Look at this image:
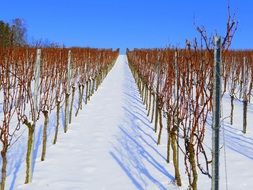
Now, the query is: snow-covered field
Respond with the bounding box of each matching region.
[1,55,253,190]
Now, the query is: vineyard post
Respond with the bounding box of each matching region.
[154,56,160,133]
[243,57,248,133]
[64,50,72,133]
[212,36,222,190]
[230,58,236,125]
[174,50,180,170]
[67,50,72,97]
[239,59,244,99]
[34,49,41,116]
[25,48,41,184]
[32,48,41,179]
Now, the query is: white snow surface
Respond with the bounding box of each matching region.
[2,55,253,190]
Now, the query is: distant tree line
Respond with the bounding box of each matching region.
[0,18,62,48]
[0,18,27,47]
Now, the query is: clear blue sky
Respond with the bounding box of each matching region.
[1,0,252,52]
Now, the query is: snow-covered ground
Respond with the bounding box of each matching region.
[2,55,253,190]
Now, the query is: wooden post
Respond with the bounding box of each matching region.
[230,58,236,125]
[243,57,248,133]
[34,49,41,117]
[64,50,72,133]
[67,50,72,91]
[212,36,222,190]
[174,50,180,171]
[25,49,41,184]
[154,56,160,133]
[31,49,41,178]
[239,59,244,99]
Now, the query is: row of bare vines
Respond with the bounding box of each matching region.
[0,47,119,190]
[127,47,253,189]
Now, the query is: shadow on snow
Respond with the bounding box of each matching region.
[110,60,174,190]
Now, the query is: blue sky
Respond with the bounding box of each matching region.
[1,0,252,51]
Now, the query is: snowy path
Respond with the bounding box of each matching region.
[13,55,176,190]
